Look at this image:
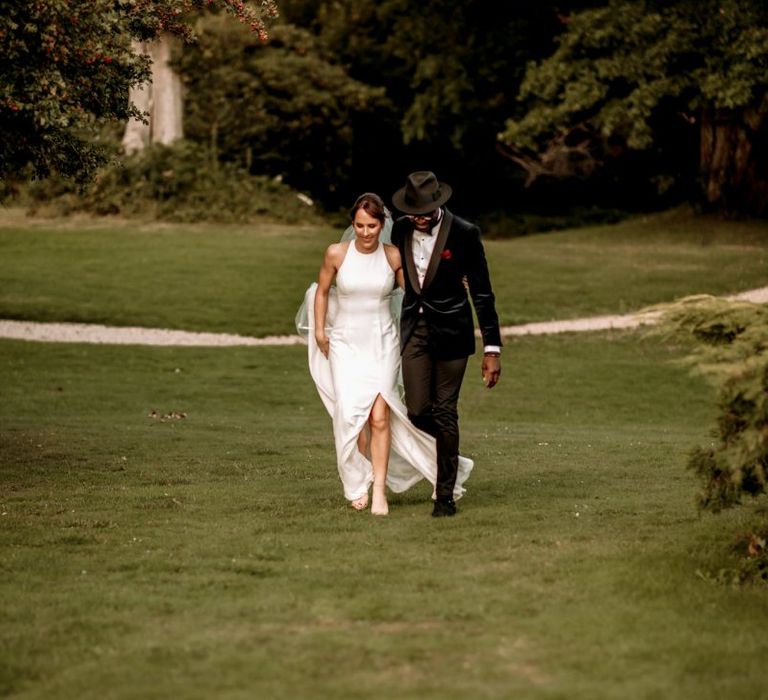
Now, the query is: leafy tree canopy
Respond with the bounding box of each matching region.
[0,0,278,183]
[177,17,386,202]
[285,0,587,210]
[499,0,768,209]
[312,0,566,146]
[503,0,768,148]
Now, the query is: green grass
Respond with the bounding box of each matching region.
[2,334,767,699]
[2,208,767,697]
[0,210,333,337]
[487,208,768,324]
[1,206,766,335]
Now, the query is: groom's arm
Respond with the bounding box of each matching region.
[464,224,502,349]
[464,224,502,388]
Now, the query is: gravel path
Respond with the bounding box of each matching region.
[0,321,304,347]
[1,286,766,347]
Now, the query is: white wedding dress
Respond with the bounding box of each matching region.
[303,239,473,502]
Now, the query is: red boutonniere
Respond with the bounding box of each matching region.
[441,249,453,260]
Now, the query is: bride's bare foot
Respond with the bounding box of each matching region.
[350,493,369,511]
[371,486,388,516]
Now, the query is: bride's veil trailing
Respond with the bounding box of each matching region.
[294,215,403,338]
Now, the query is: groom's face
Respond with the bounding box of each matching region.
[409,209,439,233]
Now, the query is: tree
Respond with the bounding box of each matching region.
[499,0,768,215]
[177,18,387,203]
[122,34,185,154]
[0,0,277,183]
[297,0,585,211]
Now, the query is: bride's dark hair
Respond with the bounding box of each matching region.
[350,192,388,224]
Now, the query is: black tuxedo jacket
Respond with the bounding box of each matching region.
[391,209,502,360]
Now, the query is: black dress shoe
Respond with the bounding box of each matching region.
[432,498,457,517]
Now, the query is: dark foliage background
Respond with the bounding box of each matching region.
[189,0,716,221]
[3,0,767,224]
[237,0,620,219]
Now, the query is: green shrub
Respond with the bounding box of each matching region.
[653,297,768,582]
[24,141,323,224]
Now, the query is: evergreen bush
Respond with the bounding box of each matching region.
[653,296,768,582]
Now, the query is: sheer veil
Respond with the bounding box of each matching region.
[294,215,403,338]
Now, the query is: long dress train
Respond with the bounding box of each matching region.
[304,240,472,501]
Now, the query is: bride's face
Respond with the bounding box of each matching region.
[353,208,383,252]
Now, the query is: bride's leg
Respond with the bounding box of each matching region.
[357,424,371,459]
[369,394,390,515]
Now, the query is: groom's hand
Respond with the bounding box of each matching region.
[482,354,501,388]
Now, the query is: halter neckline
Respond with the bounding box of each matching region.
[353,240,380,255]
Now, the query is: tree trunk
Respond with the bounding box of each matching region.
[122,34,184,155]
[122,41,152,155]
[699,96,768,216]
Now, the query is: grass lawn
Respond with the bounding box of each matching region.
[0,207,766,335]
[1,209,767,698]
[2,334,767,699]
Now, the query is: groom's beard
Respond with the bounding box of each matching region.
[414,214,439,233]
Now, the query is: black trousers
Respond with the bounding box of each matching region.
[401,316,468,500]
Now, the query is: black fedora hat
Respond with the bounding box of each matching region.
[392,171,452,214]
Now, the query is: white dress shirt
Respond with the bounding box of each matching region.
[411,209,443,288]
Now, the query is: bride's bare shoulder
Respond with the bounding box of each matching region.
[325,240,350,264]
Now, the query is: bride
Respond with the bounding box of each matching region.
[299,193,472,515]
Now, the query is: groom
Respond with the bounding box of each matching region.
[391,171,502,517]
